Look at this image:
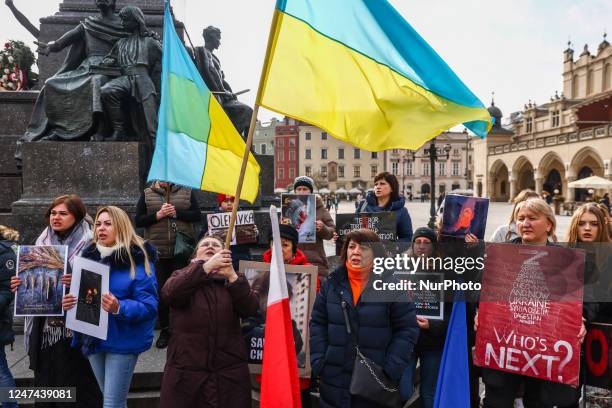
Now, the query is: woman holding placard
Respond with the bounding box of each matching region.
[159,235,259,408]
[63,206,158,408]
[476,198,587,408]
[10,194,101,408]
[356,172,413,242]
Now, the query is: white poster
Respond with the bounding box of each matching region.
[66,256,110,340]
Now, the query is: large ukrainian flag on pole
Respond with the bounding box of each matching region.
[148,1,260,202]
[257,0,492,151]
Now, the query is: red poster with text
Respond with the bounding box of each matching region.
[474,243,585,386]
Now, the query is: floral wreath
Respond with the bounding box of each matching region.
[0,40,36,91]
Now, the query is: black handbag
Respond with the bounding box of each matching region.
[341,300,401,408]
[172,221,195,264]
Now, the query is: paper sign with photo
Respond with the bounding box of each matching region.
[281,194,316,243]
[239,260,318,377]
[15,245,67,317]
[441,195,489,239]
[66,256,110,340]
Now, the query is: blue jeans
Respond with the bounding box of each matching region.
[400,350,443,408]
[88,352,138,408]
[0,347,17,408]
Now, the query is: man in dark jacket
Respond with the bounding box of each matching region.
[0,226,17,404]
[293,176,335,278]
[135,181,201,349]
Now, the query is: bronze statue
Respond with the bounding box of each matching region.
[100,5,161,147]
[194,26,253,139]
[16,0,128,162]
[4,0,40,39]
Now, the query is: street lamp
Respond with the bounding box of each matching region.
[410,139,451,229]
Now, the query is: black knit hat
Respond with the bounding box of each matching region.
[412,227,437,244]
[269,224,299,253]
[293,176,315,193]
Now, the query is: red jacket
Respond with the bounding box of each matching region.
[261,248,319,390]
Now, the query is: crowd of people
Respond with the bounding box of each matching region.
[0,172,610,408]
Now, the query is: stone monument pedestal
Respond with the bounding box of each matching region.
[12,141,148,242]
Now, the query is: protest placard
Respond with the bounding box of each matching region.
[474,243,585,386]
[15,245,67,317]
[66,256,110,340]
[585,322,612,389]
[335,212,397,255]
[398,272,444,320]
[281,194,316,243]
[441,195,489,239]
[239,261,318,377]
[207,210,257,245]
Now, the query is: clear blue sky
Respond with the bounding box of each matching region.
[1,0,610,124]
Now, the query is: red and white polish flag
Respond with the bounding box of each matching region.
[260,205,302,408]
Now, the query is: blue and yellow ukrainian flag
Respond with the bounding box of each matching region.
[257,0,492,151]
[148,1,260,202]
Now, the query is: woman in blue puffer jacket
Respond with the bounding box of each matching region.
[64,206,158,408]
[356,172,413,242]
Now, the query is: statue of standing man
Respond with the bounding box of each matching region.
[194,26,253,139]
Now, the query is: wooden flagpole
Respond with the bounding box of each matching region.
[224,7,281,249]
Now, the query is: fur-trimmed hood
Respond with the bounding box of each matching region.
[81,241,158,269]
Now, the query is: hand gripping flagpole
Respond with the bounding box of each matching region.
[224,6,281,249]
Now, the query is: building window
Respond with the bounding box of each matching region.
[278,138,284,147]
[371,152,378,159]
[452,162,460,176]
[371,165,378,177]
[305,132,311,140]
[354,148,361,159]
[406,161,413,176]
[423,162,430,176]
[320,165,327,177]
[392,149,399,154]
[305,149,311,160]
[439,162,445,176]
[526,117,533,133]
[305,166,312,177]
[338,165,344,178]
[289,138,296,146]
[453,148,459,156]
[338,148,344,159]
[289,167,295,179]
[321,148,328,159]
[321,132,328,140]
[289,150,296,161]
[277,167,284,179]
[439,184,446,194]
[261,144,267,155]
[277,150,284,161]
[552,110,560,128]
[392,162,399,175]
[353,165,361,178]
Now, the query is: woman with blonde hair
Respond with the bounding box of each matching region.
[63,206,158,408]
[489,189,540,242]
[478,198,586,407]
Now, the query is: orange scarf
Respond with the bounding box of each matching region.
[346,261,372,305]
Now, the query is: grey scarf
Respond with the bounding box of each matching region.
[24,219,93,352]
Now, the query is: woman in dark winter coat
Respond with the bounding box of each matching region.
[476,198,587,408]
[159,235,260,408]
[64,206,158,408]
[10,195,101,408]
[0,226,18,408]
[310,229,419,408]
[356,172,413,242]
